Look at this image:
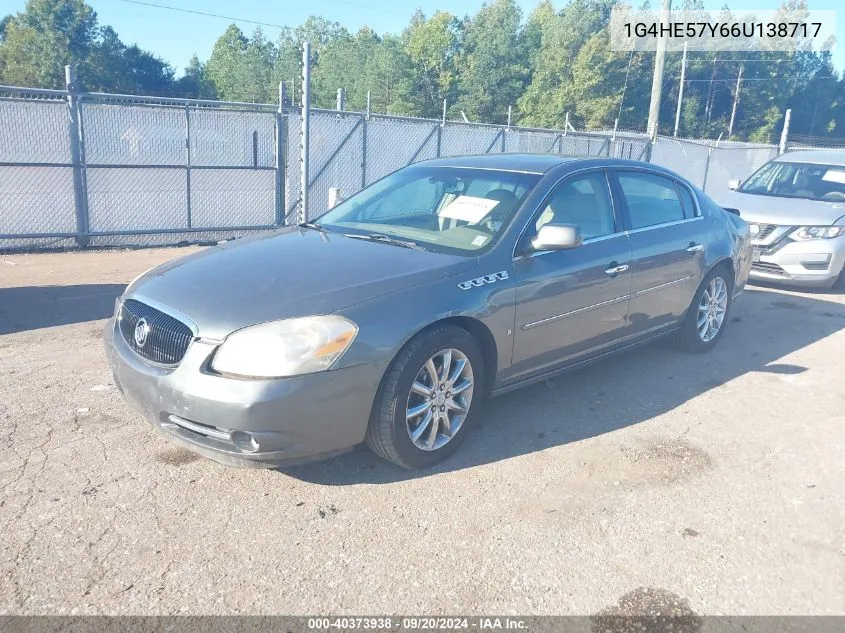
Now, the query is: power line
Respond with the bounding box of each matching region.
[112,0,406,29]
[113,0,289,29]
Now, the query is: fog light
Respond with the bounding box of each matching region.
[230,431,260,453]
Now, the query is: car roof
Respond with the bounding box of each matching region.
[419,153,578,174]
[774,150,845,167]
[417,153,680,177]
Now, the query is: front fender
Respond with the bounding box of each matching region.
[332,270,516,387]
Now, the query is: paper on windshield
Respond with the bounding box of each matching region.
[822,169,845,184]
[439,196,499,223]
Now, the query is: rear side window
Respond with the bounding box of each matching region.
[676,182,699,218]
[617,172,686,229]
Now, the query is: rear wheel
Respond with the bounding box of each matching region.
[366,325,484,469]
[674,266,732,353]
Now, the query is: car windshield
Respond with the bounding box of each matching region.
[315,166,542,255]
[739,161,845,203]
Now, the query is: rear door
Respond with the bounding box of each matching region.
[611,170,708,334]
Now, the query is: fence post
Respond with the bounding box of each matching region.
[275,80,286,226]
[437,99,446,157]
[361,114,368,188]
[701,133,721,192]
[65,65,89,247]
[300,42,311,224]
[184,103,192,228]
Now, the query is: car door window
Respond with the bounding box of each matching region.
[617,172,686,229]
[534,173,615,239]
[676,182,699,218]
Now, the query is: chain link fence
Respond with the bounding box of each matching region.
[0,82,823,251]
[651,136,779,202]
[296,110,653,221]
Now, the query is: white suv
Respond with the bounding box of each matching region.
[721,150,845,289]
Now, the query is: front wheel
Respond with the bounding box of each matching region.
[674,267,733,353]
[366,325,484,469]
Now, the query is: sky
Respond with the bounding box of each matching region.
[4,0,844,74]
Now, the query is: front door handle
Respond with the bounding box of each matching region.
[604,263,629,275]
[687,242,704,253]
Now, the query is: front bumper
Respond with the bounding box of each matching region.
[749,236,845,288]
[104,317,380,468]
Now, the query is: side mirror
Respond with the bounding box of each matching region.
[531,224,582,251]
[727,178,742,191]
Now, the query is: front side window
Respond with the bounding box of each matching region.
[740,161,845,203]
[617,172,685,229]
[534,172,615,239]
[317,166,541,254]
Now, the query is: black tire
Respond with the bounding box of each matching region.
[365,324,485,469]
[673,265,733,353]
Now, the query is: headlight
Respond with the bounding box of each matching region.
[748,223,760,236]
[210,315,357,378]
[789,226,845,240]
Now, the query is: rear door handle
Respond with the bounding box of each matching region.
[604,263,629,275]
[687,242,704,253]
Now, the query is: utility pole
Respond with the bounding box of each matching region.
[647,0,672,140]
[728,64,743,139]
[779,108,792,155]
[673,41,688,137]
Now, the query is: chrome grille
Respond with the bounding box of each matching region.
[119,299,193,365]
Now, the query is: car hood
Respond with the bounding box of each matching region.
[719,190,845,226]
[126,227,478,340]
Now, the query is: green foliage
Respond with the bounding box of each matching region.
[454,0,528,123]
[0,0,96,88]
[1,0,844,141]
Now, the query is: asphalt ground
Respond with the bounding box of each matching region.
[1,247,842,615]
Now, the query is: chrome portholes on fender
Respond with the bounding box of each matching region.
[458,271,508,290]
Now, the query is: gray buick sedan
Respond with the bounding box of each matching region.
[105,155,752,469]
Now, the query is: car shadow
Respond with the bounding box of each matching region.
[0,284,126,334]
[281,286,845,485]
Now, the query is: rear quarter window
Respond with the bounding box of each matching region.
[676,182,699,218]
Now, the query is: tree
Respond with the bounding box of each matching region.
[177,54,215,99]
[402,10,461,118]
[205,24,253,100]
[0,0,97,87]
[455,0,528,123]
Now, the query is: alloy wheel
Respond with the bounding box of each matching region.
[405,348,474,451]
[697,276,728,342]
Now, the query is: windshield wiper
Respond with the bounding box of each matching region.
[342,233,427,251]
[299,221,327,232]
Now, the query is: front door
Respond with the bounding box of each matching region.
[511,171,633,381]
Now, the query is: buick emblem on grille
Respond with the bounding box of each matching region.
[134,318,150,348]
